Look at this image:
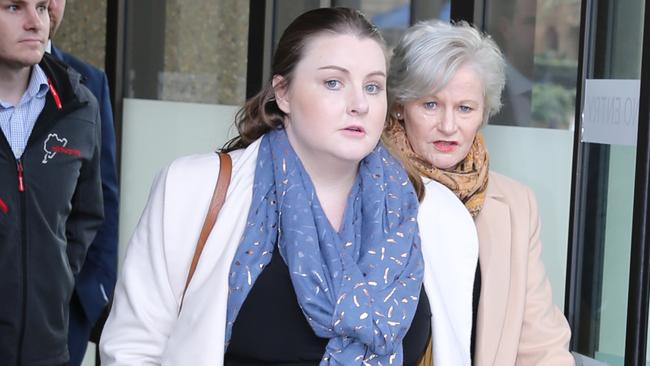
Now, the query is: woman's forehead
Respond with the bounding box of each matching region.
[298,33,386,73]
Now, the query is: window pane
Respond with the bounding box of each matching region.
[485,0,580,129]
[363,0,450,48]
[125,0,249,105]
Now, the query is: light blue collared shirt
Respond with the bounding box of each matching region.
[0,65,50,159]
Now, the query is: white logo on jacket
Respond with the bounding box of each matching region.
[42,133,68,164]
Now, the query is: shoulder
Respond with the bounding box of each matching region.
[71,82,100,127]
[58,49,105,83]
[480,172,539,234]
[163,138,262,195]
[76,81,99,106]
[165,153,221,186]
[488,171,529,193]
[486,172,536,209]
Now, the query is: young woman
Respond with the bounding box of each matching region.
[383,20,574,366]
[100,8,477,366]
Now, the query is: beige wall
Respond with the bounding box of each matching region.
[51,0,107,70]
[161,0,249,105]
[118,99,239,266]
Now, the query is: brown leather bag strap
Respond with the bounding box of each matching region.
[179,152,232,312]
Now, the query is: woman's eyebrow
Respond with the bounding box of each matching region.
[318,65,349,73]
[317,65,386,78]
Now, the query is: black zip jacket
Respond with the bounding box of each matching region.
[0,54,104,365]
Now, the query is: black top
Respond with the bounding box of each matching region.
[471,262,482,361]
[225,247,431,365]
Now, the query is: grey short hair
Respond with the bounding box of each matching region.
[388,20,506,123]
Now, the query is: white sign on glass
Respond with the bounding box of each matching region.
[582,79,640,146]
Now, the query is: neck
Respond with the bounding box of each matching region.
[300,154,359,231]
[0,65,32,105]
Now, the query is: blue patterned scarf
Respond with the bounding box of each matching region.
[226,129,424,365]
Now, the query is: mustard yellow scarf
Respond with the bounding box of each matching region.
[384,122,489,217]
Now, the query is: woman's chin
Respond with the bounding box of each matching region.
[430,157,461,171]
[336,146,377,163]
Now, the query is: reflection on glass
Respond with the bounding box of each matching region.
[485,0,580,129]
[363,0,450,49]
[364,0,410,48]
[596,145,635,366]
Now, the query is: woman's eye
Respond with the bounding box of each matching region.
[365,83,382,95]
[459,105,473,113]
[324,80,341,90]
[423,101,437,110]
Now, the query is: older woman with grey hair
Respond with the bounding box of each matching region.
[383,21,574,365]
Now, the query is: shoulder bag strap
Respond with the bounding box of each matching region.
[179,152,233,312]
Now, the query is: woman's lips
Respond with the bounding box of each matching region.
[432,140,458,153]
[341,125,366,136]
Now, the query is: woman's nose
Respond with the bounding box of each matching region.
[347,89,369,115]
[438,109,458,134]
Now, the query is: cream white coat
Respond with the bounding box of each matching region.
[100,139,478,366]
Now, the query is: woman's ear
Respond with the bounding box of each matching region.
[392,104,405,121]
[273,75,290,114]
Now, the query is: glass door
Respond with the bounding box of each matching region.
[478,0,582,312]
[565,0,647,364]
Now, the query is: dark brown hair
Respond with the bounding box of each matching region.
[222,7,385,152]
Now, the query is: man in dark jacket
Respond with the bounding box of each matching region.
[47,1,119,364]
[0,1,104,365]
